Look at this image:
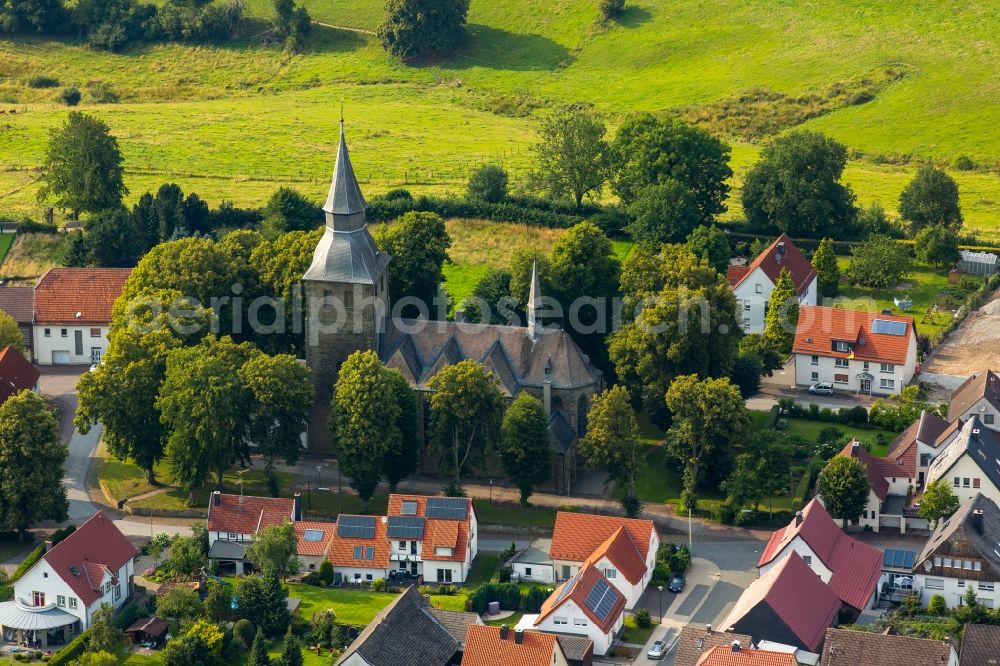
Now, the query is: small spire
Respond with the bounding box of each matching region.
[527,261,543,341]
[323,120,367,220]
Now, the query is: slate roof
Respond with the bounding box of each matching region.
[293,521,335,558]
[820,628,954,666]
[758,499,882,611]
[33,268,131,325]
[324,122,367,217]
[926,416,1000,492]
[792,306,915,365]
[327,515,391,569]
[950,370,1000,419]
[674,627,755,666]
[731,234,815,296]
[0,286,33,323]
[42,512,137,608]
[461,625,559,666]
[426,608,481,646]
[724,552,839,652]
[335,586,460,666]
[582,525,647,585]
[696,645,794,666]
[915,493,1000,575]
[837,441,890,500]
[206,492,295,536]
[550,512,656,563]
[536,564,625,634]
[548,410,577,455]
[959,623,1000,666]
[0,346,39,403]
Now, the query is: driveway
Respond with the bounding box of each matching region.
[748,359,877,411]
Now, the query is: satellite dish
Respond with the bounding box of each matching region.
[923,560,933,572]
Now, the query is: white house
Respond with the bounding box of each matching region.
[792,306,917,396]
[511,540,555,584]
[912,493,1000,609]
[949,370,1000,430]
[925,416,1000,505]
[728,234,818,334]
[0,513,137,648]
[328,515,392,585]
[32,268,131,366]
[206,492,300,574]
[382,495,478,584]
[518,564,625,657]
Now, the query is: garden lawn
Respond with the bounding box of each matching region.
[779,417,899,457]
[485,611,524,627]
[284,583,398,626]
[465,555,500,588]
[0,233,13,265]
[623,614,656,646]
[473,501,556,529]
[429,593,469,611]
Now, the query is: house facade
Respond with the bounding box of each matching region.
[206,492,300,574]
[728,234,818,334]
[948,370,1000,430]
[384,495,478,584]
[925,417,1000,505]
[792,306,917,396]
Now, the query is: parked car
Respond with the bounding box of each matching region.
[808,382,834,396]
[647,639,667,660]
[667,572,685,593]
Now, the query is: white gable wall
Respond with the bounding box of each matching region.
[14,557,133,631]
[934,456,1000,505]
[758,536,833,583]
[954,398,1000,432]
[733,267,775,334]
[533,598,622,657]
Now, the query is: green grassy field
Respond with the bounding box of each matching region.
[2,1,1000,236]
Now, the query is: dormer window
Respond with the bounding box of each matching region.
[833,341,851,353]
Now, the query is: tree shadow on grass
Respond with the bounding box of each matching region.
[429,24,572,73]
[616,5,653,29]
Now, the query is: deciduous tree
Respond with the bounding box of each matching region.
[845,234,912,288]
[914,224,959,268]
[83,207,140,267]
[763,268,798,355]
[816,455,871,528]
[247,522,299,578]
[467,165,508,203]
[271,0,310,52]
[811,237,840,297]
[261,187,320,238]
[156,586,204,624]
[382,369,419,492]
[87,604,127,658]
[626,179,701,247]
[239,353,312,476]
[464,268,513,325]
[374,211,451,314]
[899,165,963,232]
[499,393,552,506]
[579,386,642,516]
[166,535,207,576]
[533,108,608,207]
[918,480,960,528]
[685,224,731,274]
[38,112,126,216]
[378,0,469,60]
[0,310,25,355]
[233,570,289,637]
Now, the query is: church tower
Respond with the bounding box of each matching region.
[303,121,391,451]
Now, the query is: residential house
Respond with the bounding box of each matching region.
[696,643,796,666]
[0,513,137,647]
[0,286,34,359]
[674,626,754,666]
[205,492,300,574]
[328,515,391,584]
[553,635,594,666]
[925,417,1000,505]
[723,552,840,655]
[913,493,1000,609]
[385,494,478,584]
[728,234,818,334]
[958,624,1000,666]
[792,306,917,396]
[820,628,958,666]
[292,521,335,571]
[758,498,882,614]
[511,539,555,584]
[518,564,626,657]
[461,625,573,666]
[948,370,1000,429]
[0,345,39,404]
[335,585,481,666]
[32,268,131,366]
[548,512,659,609]
[885,410,962,490]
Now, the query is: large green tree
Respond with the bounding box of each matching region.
[0,310,25,355]
[899,165,963,233]
[464,268,513,325]
[664,374,748,510]
[374,211,451,315]
[87,604,128,658]
[611,113,732,220]
[499,393,552,507]
[626,179,702,247]
[0,391,68,535]
[763,268,798,355]
[686,224,731,274]
[914,223,960,268]
[811,237,840,298]
[533,107,609,207]
[382,369,419,492]
[378,0,469,60]
[233,571,289,638]
[261,187,320,238]
[0,0,67,33]
[816,455,871,528]
[467,165,508,203]
[239,353,312,476]
[271,0,310,53]
[428,360,506,493]
[845,234,913,288]
[38,112,126,216]
[246,522,299,578]
[579,386,642,516]
[742,131,857,238]
[83,207,140,268]
[918,480,960,529]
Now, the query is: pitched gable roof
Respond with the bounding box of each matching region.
[33,268,131,324]
[949,370,1000,419]
[327,515,390,569]
[0,286,33,324]
[293,521,335,558]
[838,441,890,500]
[582,525,647,585]
[792,306,915,365]
[42,512,137,608]
[821,628,954,666]
[206,492,295,535]
[926,416,1000,492]
[674,627,754,666]
[0,346,39,403]
[726,265,750,287]
[427,608,482,646]
[724,552,839,652]
[732,234,815,296]
[461,625,559,666]
[550,511,656,563]
[916,493,1000,575]
[696,645,795,666]
[536,564,625,634]
[884,411,957,478]
[959,623,1000,666]
[386,494,474,563]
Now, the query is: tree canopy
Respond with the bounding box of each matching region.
[579,385,642,516]
[246,522,299,578]
[233,571,289,637]
[686,224,731,274]
[626,179,702,247]
[918,480,960,528]
[0,310,26,355]
[467,165,509,203]
[38,112,126,215]
[378,0,469,60]
[374,211,451,314]
[845,234,913,288]
[532,108,609,207]
[261,187,320,238]
[899,165,963,232]
[763,268,798,355]
[914,223,959,268]
[816,455,871,527]
[499,393,552,506]
[239,353,312,475]
[811,237,840,297]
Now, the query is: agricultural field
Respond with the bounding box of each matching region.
[2,1,1000,235]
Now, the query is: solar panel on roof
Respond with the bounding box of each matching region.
[553,576,579,604]
[338,515,376,538]
[400,500,418,516]
[426,497,468,520]
[386,516,425,539]
[303,529,325,542]
[871,319,907,336]
[882,548,917,569]
[584,577,619,622]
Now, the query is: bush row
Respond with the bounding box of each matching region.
[11,525,75,583]
[468,583,549,614]
[47,629,89,666]
[776,399,872,428]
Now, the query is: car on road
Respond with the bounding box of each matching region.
[808,382,835,396]
[667,572,685,593]
[647,639,667,660]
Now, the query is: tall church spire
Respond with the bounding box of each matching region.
[527,260,543,341]
[323,120,367,230]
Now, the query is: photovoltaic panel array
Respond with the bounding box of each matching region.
[338,515,376,538]
[387,516,425,539]
[553,575,579,604]
[584,577,620,621]
[426,497,468,520]
[882,548,916,569]
[872,319,907,336]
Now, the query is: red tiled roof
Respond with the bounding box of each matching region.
[758,499,882,611]
[733,234,816,296]
[838,441,891,500]
[536,564,625,634]
[206,492,295,535]
[582,525,647,585]
[726,265,749,287]
[725,552,839,652]
[0,346,39,403]
[696,645,795,666]
[327,515,391,569]
[33,268,131,324]
[0,286,33,324]
[42,512,138,608]
[792,306,915,365]
[550,512,656,563]
[461,625,558,666]
[293,521,335,557]
[386,495,473,563]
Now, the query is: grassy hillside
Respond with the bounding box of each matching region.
[2,0,1000,234]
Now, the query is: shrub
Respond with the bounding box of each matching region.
[384,188,413,201]
[234,619,255,646]
[467,165,509,203]
[47,629,89,666]
[928,595,946,615]
[633,608,652,628]
[520,586,548,613]
[469,583,521,613]
[59,86,81,107]
[599,0,625,19]
[371,578,387,592]
[668,545,691,573]
[318,560,334,586]
[87,81,120,104]
[954,155,977,171]
[28,75,60,88]
[301,572,323,587]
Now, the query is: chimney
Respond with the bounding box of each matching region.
[731,641,741,653]
[499,625,509,640]
[514,629,524,645]
[972,508,984,535]
[705,625,713,635]
[292,493,302,521]
[44,540,53,553]
[794,510,803,526]
[852,440,860,454]
[213,490,222,506]
[543,379,552,416]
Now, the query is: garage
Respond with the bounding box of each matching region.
[51,350,70,364]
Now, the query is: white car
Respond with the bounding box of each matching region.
[808,382,834,396]
[647,640,667,660]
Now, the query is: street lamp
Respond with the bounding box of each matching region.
[657,585,664,624]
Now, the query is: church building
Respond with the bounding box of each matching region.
[302,123,604,494]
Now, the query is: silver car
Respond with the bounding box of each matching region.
[808,382,834,396]
[647,640,667,660]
